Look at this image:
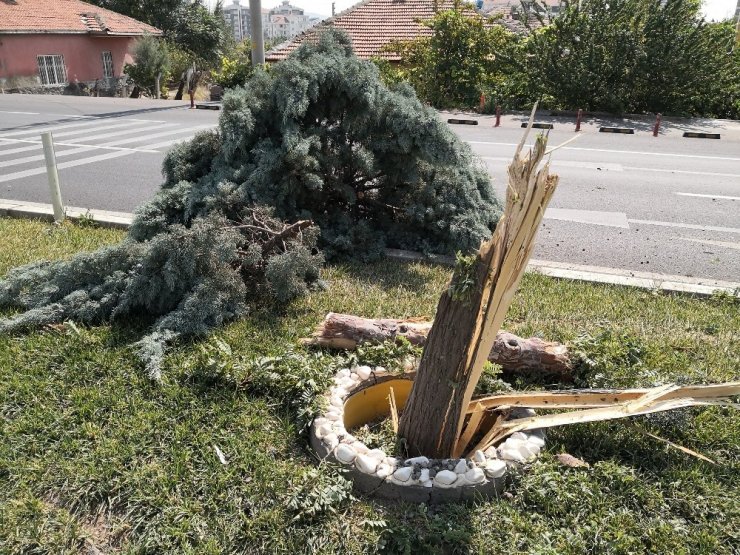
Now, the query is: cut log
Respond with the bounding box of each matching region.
[300,312,571,379]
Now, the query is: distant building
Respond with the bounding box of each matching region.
[222,1,318,44]
[0,0,161,89]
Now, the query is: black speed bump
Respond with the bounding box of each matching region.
[447,118,478,125]
[521,122,554,129]
[683,132,720,139]
[599,127,635,134]
[196,104,221,110]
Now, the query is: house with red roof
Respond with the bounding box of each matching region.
[265,0,522,63]
[0,0,161,89]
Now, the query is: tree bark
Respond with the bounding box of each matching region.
[398,127,559,458]
[300,312,571,379]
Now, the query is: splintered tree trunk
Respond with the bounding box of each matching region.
[398,125,559,458]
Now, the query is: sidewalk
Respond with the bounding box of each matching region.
[439,110,740,140]
[3,198,737,298]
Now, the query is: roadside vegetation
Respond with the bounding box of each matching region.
[380,0,740,118]
[1,217,738,554]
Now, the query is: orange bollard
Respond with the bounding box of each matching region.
[653,113,662,137]
[495,105,501,127]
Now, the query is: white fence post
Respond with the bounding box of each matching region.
[41,131,65,223]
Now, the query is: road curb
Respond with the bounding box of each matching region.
[0,199,133,229]
[2,200,737,298]
[385,249,739,298]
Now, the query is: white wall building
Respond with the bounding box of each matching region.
[222,1,319,44]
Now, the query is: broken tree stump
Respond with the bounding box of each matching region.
[300,313,572,379]
[398,115,559,458]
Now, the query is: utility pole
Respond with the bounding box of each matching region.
[249,0,265,66]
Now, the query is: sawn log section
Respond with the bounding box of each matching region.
[301,312,572,379]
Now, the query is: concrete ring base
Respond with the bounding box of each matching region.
[310,366,545,504]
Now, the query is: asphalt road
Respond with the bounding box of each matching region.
[1,95,738,282]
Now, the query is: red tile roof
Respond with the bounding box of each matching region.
[0,0,162,36]
[266,0,515,62]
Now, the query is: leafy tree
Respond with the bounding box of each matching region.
[383,4,520,109]
[212,41,256,89]
[89,0,231,68]
[525,0,740,117]
[124,34,171,98]
[0,30,500,378]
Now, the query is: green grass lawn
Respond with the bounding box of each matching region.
[0,217,738,554]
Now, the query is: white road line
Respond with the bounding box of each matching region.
[482,156,624,171]
[64,123,181,144]
[625,167,740,179]
[0,110,40,115]
[98,125,214,147]
[675,192,740,200]
[545,208,630,228]
[0,117,167,138]
[0,145,99,168]
[0,142,46,156]
[0,137,159,153]
[0,118,125,138]
[41,120,147,139]
[0,124,188,167]
[676,237,740,250]
[0,129,211,183]
[468,141,740,162]
[628,219,740,234]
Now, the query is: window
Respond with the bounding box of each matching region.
[37,55,67,85]
[102,51,114,78]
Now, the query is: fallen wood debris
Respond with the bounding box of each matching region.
[300,312,572,379]
[459,382,740,456]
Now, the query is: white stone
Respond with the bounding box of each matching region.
[505,438,536,459]
[332,387,348,398]
[528,435,546,448]
[500,447,526,463]
[434,470,458,487]
[351,441,369,454]
[510,431,529,441]
[349,372,360,381]
[374,366,386,375]
[420,469,430,483]
[355,454,379,474]
[325,409,342,421]
[330,395,344,409]
[464,467,486,485]
[335,444,357,464]
[484,446,498,458]
[339,377,356,390]
[473,450,486,464]
[405,456,429,466]
[422,479,433,488]
[454,459,468,474]
[313,417,329,429]
[337,368,351,379]
[356,365,372,380]
[384,457,399,468]
[367,449,386,462]
[484,459,507,479]
[316,423,333,439]
[323,433,339,450]
[524,441,541,457]
[340,434,357,444]
[392,466,413,483]
[376,464,393,479]
[332,425,347,437]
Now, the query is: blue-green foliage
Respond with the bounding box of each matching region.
[0,30,498,378]
[152,29,501,259]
